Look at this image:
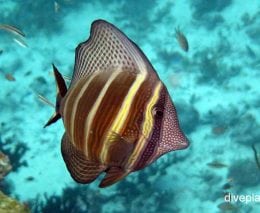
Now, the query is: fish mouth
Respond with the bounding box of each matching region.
[172,135,190,151]
[180,142,189,150]
[178,136,190,150]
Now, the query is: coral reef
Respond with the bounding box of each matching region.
[0,139,29,172]
[0,146,13,195]
[0,149,29,212]
[0,151,12,180]
[0,190,30,213]
[31,185,107,213]
[0,126,29,172]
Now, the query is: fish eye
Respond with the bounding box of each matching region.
[153,107,164,118]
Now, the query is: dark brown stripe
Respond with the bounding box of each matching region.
[62,78,89,143]
[73,72,110,151]
[93,72,159,168]
[120,72,158,135]
[111,73,158,168]
[89,70,137,161]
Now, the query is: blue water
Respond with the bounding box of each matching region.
[0,0,260,212]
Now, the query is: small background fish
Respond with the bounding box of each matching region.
[4,73,16,81]
[207,160,228,168]
[175,27,189,52]
[0,24,27,48]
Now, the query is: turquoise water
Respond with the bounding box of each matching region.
[0,0,260,212]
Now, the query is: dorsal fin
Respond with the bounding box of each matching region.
[52,64,67,97]
[71,19,153,85]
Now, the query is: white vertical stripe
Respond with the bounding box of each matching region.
[84,67,122,157]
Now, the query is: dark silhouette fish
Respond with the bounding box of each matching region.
[0,24,25,37]
[45,20,189,188]
[175,27,189,52]
[207,160,228,169]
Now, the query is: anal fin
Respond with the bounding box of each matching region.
[61,133,105,184]
[99,167,129,188]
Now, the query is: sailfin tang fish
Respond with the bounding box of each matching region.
[46,20,189,187]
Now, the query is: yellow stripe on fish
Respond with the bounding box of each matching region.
[126,82,162,169]
[100,72,147,163]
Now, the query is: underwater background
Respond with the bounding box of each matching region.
[0,0,260,212]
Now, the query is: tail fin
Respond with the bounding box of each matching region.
[44,64,67,128]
